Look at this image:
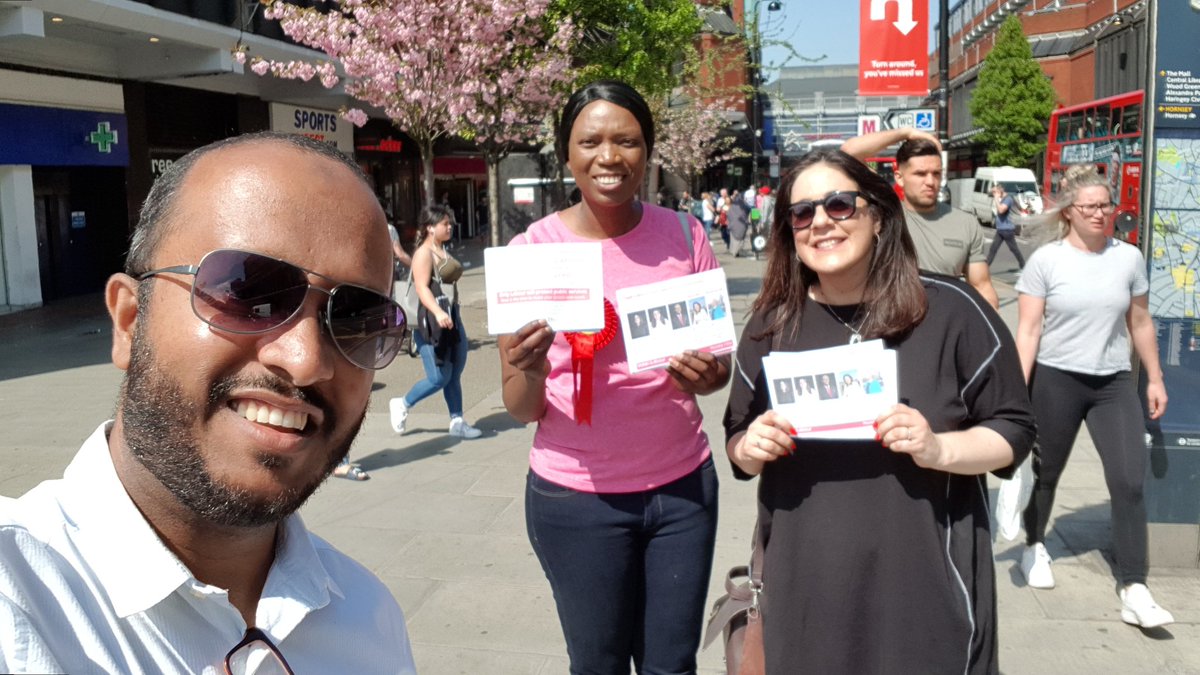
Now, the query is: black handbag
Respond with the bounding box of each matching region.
[415,267,459,364]
[703,521,765,675]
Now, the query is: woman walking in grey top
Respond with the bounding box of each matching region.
[1014,166,1172,628]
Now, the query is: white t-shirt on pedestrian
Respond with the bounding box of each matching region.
[1016,238,1149,375]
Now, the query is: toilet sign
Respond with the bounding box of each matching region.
[884,108,937,132]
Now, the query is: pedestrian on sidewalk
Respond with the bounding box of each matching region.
[726,196,750,257]
[498,80,730,675]
[1014,166,1173,628]
[700,191,716,234]
[986,184,1026,269]
[333,209,414,483]
[0,132,415,673]
[717,187,732,249]
[389,205,482,439]
[724,147,1035,674]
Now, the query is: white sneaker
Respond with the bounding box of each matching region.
[1021,543,1055,589]
[389,398,408,434]
[448,416,482,439]
[1120,583,1174,628]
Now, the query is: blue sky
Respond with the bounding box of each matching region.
[759,0,939,72]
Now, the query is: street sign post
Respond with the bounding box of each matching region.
[858,0,929,97]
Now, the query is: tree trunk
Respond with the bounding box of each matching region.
[646,155,660,204]
[418,136,436,206]
[486,151,502,247]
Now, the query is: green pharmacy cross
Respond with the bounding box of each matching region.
[87,122,118,154]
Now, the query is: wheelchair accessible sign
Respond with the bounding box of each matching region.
[885,108,936,132]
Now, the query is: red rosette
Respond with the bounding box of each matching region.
[563,298,619,425]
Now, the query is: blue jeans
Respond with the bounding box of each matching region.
[403,305,468,417]
[525,456,719,675]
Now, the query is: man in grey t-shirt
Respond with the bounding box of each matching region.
[843,130,999,309]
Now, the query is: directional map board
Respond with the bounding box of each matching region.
[1144,0,1200,449]
[1148,138,1200,320]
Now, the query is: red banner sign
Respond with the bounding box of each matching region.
[859,0,930,97]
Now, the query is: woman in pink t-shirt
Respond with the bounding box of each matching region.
[499,81,730,674]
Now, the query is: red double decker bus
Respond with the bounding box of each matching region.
[1044,90,1144,242]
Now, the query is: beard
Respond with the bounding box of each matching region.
[119,320,365,528]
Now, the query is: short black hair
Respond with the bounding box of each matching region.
[126,131,368,275]
[895,138,941,167]
[556,80,655,163]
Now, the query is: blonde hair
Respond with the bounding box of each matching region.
[1027,165,1113,243]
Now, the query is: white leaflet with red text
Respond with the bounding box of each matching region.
[484,243,604,334]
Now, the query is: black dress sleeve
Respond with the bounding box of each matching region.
[949,287,1038,479]
[723,310,775,481]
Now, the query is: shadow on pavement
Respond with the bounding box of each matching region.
[356,438,454,471]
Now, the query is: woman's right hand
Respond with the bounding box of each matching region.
[436,310,454,330]
[504,319,556,378]
[729,411,796,476]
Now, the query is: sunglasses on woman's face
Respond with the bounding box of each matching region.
[137,248,407,370]
[787,191,863,231]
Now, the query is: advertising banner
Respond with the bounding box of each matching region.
[268,103,354,154]
[858,0,930,97]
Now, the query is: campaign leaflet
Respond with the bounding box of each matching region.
[762,340,898,440]
[615,268,736,374]
[483,242,604,334]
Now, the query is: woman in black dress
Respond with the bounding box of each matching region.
[723,148,1036,674]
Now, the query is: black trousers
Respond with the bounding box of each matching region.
[1022,364,1149,584]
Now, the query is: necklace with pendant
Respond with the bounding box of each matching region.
[819,301,870,344]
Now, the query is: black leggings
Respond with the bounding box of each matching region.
[1022,364,1148,584]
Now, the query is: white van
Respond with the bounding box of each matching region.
[969,166,1043,226]
[947,178,974,212]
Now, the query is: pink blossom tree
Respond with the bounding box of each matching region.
[455,21,574,245]
[654,99,747,191]
[240,0,574,235]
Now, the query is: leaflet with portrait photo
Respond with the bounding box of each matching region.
[615,268,736,374]
[483,243,604,334]
[762,340,898,440]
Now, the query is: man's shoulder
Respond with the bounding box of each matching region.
[308,532,404,611]
[0,480,69,545]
